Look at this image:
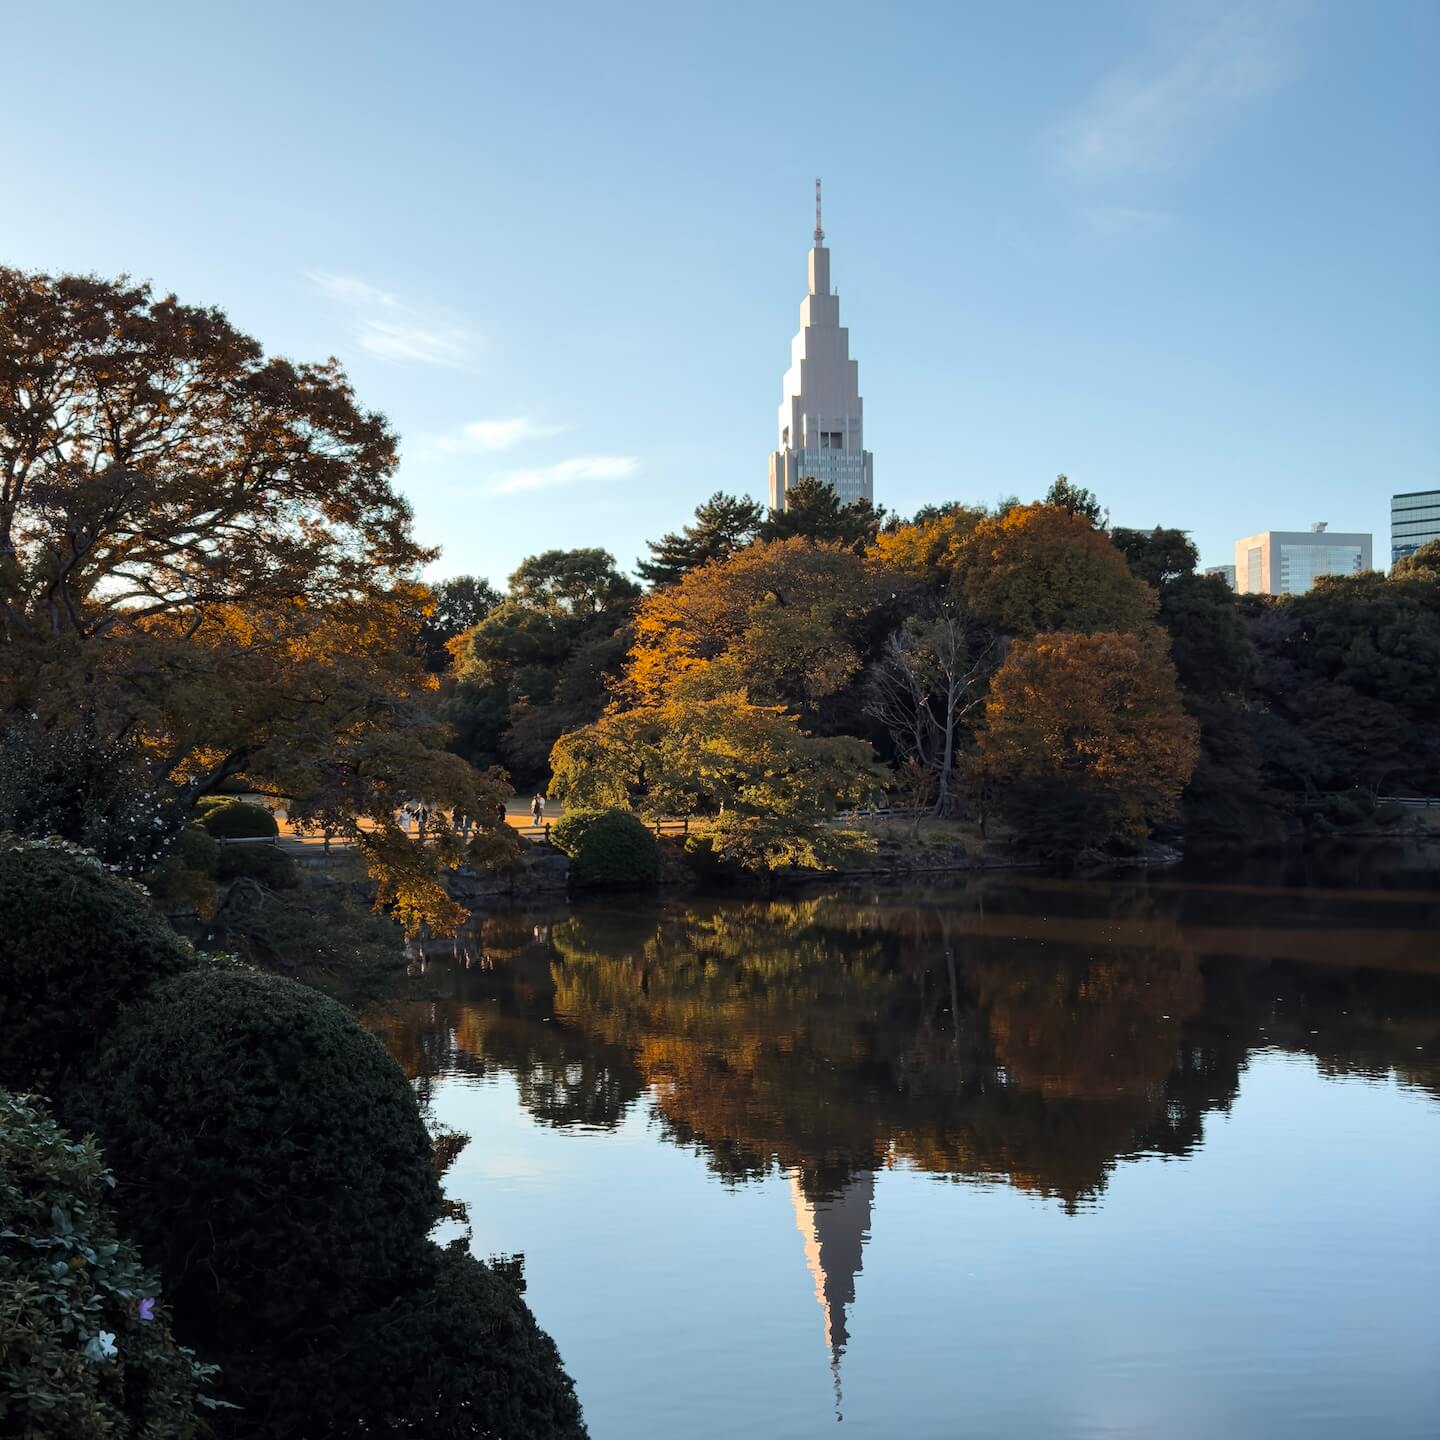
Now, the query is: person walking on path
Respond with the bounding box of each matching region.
[530,794,545,826]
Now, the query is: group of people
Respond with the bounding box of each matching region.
[396,795,549,834]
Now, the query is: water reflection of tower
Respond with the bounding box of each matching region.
[789,1169,874,1422]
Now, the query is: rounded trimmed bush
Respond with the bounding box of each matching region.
[72,967,440,1349]
[0,1091,208,1438]
[218,1249,588,1439]
[196,800,278,840]
[0,837,195,1088]
[216,842,298,890]
[552,808,659,888]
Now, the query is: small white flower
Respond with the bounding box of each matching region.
[84,1331,118,1362]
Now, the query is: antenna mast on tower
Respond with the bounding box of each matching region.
[814,177,824,244]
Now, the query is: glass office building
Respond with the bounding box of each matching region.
[1391,489,1440,565]
[1233,524,1373,596]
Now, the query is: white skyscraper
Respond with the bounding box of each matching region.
[768,181,874,512]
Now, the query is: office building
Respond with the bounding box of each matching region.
[768,180,874,511]
[1205,564,1236,589]
[1391,489,1440,565]
[1233,523,1372,596]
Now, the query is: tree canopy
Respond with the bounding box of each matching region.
[636,491,763,587]
[957,503,1158,636]
[759,476,883,551]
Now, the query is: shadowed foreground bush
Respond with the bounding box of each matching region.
[218,1248,587,1440]
[71,967,440,1349]
[551,807,659,887]
[0,1091,215,1438]
[0,837,195,1089]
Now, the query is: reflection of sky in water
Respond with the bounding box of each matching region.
[371,870,1440,1439]
[424,1058,1438,1440]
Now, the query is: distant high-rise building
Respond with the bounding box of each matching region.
[1205,564,1236,589]
[1233,523,1372,596]
[1391,488,1440,565]
[768,180,873,513]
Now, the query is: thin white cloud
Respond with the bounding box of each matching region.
[1079,204,1174,239]
[307,270,474,368]
[421,417,568,458]
[489,455,637,496]
[1053,10,1290,181]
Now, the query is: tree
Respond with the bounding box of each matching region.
[0,268,512,936]
[416,574,500,672]
[1043,474,1106,526]
[978,627,1200,855]
[624,538,878,723]
[442,548,638,786]
[864,604,996,814]
[636,491,763,587]
[548,692,883,871]
[1391,538,1440,580]
[507,548,639,616]
[1110,526,1199,594]
[956,503,1158,637]
[759,476,883,551]
[0,269,418,648]
[869,507,987,591]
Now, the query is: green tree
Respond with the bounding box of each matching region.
[1043,474,1106,526]
[417,574,501,672]
[1110,526,1200,593]
[760,476,883,551]
[442,548,637,786]
[549,692,882,871]
[636,491,763,586]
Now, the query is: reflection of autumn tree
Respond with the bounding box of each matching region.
[547,891,1240,1209]
[364,912,645,1127]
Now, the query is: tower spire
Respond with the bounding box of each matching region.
[814,176,824,244]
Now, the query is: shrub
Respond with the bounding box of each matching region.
[216,842,298,890]
[0,837,195,1089]
[552,807,659,887]
[145,826,223,919]
[0,718,186,873]
[216,1249,588,1439]
[196,801,278,840]
[0,1091,217,1437]
[72,967,440,1351]
[549,807,605,855]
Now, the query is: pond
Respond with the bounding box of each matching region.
[364,854,1440,1440]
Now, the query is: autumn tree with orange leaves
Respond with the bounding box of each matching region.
[979,627,1199,855]
[956,503,1158,636]
[0,268,512,932]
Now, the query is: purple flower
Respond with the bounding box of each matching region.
[137,1297,156,1322]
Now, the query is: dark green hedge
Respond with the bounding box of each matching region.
[216,842,298,889]
[552,808,659,888]
[215,1249,587,1439]
[72,967,440,1350]
[0,837,195,1089]
[196,800,278,840]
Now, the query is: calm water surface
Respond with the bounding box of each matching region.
[366,853,1440,1440]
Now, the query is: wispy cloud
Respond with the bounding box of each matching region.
[489,455,637,496]
[308,271,473,368]
[421,417,568,458]
[1053,10,1290,182]
[1079,204,1175,239]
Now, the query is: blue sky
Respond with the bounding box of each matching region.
[4,1,1435,581]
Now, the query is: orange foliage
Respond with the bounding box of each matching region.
[957,503,1157,636]
[979,626,1199,850]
